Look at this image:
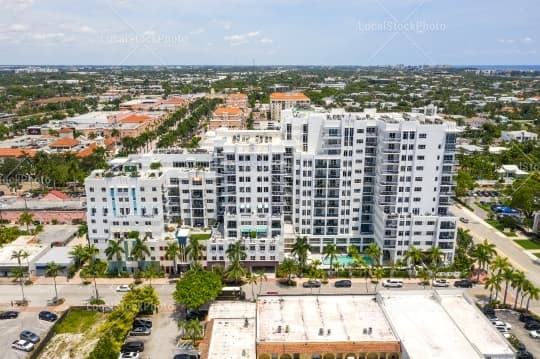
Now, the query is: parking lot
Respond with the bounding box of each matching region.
[496,310,540,358]
[123,312,186,359]
[0,311,56,359]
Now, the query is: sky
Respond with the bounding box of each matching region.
[0,0,539,66]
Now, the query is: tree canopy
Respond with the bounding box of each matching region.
[173,269,222,309]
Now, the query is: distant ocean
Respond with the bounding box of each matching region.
[453,65,540,71]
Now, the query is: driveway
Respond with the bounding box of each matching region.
[496,309,540,358]
[0,311,55,359]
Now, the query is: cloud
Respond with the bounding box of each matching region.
[260,38,273,44]
[224,31,260,46]
[78,25,94,33]
[10,24,27,32]
[521,37,533,43]
[0,0,33,10]
[32,32,65,40]
[189,28,204,35]
[498,37,534,44]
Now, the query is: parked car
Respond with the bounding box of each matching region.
[482,306,495,315]
[186,309,206,321]
[303,280,321,288]
[520,313,535,322]
[133,318,152,328]
[382,279,403,288]
[120,341,144,353]
[118,352,140,359]
[516,350,534,359]
[116,285,131,292]
[129,326,151,336]
[0,310,19,319]
[173,355,199,359]
[459,217,469,223]
[492,320,512,330]
[38,311,58,322]
[529,330,540,339]
[334,280,352,288]
[20,330,40,344]
[11,339,34,352]
[454,279,473,288]
[432,279,450,287]
[525,321,540,330]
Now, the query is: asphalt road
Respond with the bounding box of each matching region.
[451,204,540,313]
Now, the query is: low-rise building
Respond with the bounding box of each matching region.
[501,130,538,142]
[225,93,248,110]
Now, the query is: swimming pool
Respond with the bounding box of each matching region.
[321,255,372,266]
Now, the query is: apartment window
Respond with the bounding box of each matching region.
[419,133,427,139]
[418,144,426,149]
[89,187,94,192]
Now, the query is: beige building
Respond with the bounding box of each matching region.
[226,93,249,110]
[210,107,244,129]
[270,92,310,121]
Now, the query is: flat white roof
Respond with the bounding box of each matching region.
[0,236,48,267]
[257,295,397,343]
[438,293,515,357]
[207,301,256,359]
[33,246,74,266]
[379,291,512,359]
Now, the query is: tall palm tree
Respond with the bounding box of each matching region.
[77,223,89,246]
[185,237,205,266]
[165,241,181,275]
[130,237,151,271]
[18,210,33,232]
[484,274,502,304]
[502,266,515,306]
[471,240,496,282]
[511,270,526,310]
[44,261,61,299]
[69,244,89,268]
[291,237,310,275]
[490,256,510,276]
[256,270,267,295]
[246,272,259,300]
[104,239,125,275]
[11,267,26,302]
[143,264,160,287]
[225,241,246,284]
[373,267,385,292]
[525,284,540,312]
[403,246,423,269]
[323,243,339,276]
[364,243,382,267]
[427,246,444,280]
[519,279,533,310]
[279,258,297,284]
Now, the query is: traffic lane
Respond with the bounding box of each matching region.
[496,310,540,358]
[0,311,55,359]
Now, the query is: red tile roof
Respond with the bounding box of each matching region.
[43,190,70,200]
[120,114,151,124]
[76,143,97,158]
[214,107,242,116]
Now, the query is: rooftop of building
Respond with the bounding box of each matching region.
[0,236,48,267]
[33,246,74,266]
[0,148,37,158]
[226,93,248,99]
[213,107,242,116]
[206,301,256,359]
[378,290,513,359]
[49,138,80,148]
[256,295,397,343]
[270,92,310,101]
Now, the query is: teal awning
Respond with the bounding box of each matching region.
[241,227,251,233]
[256,227,267,233]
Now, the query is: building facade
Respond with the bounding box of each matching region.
[85,108,458,271]
[269,92,311,122]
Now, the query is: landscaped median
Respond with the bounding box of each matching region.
[514,239,540,250]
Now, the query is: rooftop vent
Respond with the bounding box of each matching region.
[319,328,324,336]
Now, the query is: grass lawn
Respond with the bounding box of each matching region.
[514,240,540,250]
[486,219,505,231]
[503,231,517,237]
[534,253,540,259]
[189,233,211,241]
[55,309,103,334]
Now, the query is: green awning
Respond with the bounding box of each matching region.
[256,227,267,233]
[241,227,251,233]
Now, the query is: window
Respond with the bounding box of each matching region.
[419,133,427,139]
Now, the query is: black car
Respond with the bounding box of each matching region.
[303,280,321,288]
[0,310,19,319]
[173,355,199,359]
[121,341,144,353]
[516,350,534,359]
[133,318,152,328]
[525,321,540,330]
[454,279,473,288]
[38,311,58,322]
[186,309,206,321]
[520,313,535,322]
[19,330,40,344]
[482,306,495,316]
[334,280,352,288]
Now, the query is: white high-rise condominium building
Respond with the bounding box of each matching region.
[85,107,458,271]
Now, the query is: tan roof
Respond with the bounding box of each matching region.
[163,98,187,105]
[227,93,247,99]
[77,143,97,158]
[49,138,79,148]
[214,107,242,116]
[270,92,309,101]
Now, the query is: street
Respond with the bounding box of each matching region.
[451,204,540,313]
